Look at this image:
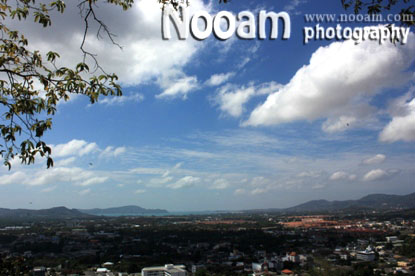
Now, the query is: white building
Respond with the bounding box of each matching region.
[141,264,187,276]
[386,236,398,243]
[356,246,376,262]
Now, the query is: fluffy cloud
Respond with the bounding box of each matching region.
[205,72,235,87]
[147,176,173,187]
[329,171,356,181]
[52,140,98,158]
[55,157,76,167]
[0,167,108,187]
[52,140,125,160]
[215,82,281,117]
[79,176,108,187]
[244,34,415,129]
[363,154,386,165]
[209,178,230,190]
[167,176,200,189]
[156,73,199,99]
[99,146,126,159]
[11,0,209,98]
[362,168,399,182]
[379,92,415,142]
[0,171,26,186]
[363,169,387,181]
[329,171,348,180]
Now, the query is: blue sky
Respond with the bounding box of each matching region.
[0,0,414,211]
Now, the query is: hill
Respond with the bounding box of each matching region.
[0,206,93,219]
[284,192,415,213]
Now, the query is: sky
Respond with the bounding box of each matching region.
[0,0,414,211]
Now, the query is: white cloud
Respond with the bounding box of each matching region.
[363,154,386,165]
[330,171,349,180]
[209,178,230,190]
[55,157,76,167]
[205,72,235,87]
[0,166,110,188]
[99,146,126,159]
[52,140,125,161]
[167,176,200,189]
[12,0,210,99]
[379,93,415,142]
[98,93,144,106]
[0,171,26,185]
[173,162,183,170]
[79,142,99,156]
[52,140,98,158]
[147,176,173,187]
[29,167,92,186]
[244,35,415,129]
[134,189,146,194]
[215,82,281,117]
[363,169,389,181]
[79,176,108,186]
[156,73,199,99]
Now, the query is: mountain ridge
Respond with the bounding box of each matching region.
[281,192,415,213]
[1,192,414,218]
[0,206,92,219]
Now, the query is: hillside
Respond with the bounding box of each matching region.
[0,206,93,219]
[284,192,415,213]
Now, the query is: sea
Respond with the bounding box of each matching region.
[97,210,230,217]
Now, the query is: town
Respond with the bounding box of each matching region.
[0,209,414,275]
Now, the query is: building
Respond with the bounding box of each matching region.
[386,236,398,243]
[356,246,376,262]
[33,267,46,276]
[141,264,187,276]
[288,252,300,263]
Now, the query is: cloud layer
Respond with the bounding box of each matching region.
[243,34,415,137]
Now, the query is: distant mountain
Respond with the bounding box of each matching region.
[0,206,93,219]
[78,205,169,216]
[284,192,415,213]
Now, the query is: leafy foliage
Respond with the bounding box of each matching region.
[341,0,415,26]
[0,0,135,169]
